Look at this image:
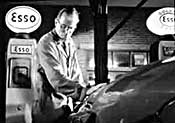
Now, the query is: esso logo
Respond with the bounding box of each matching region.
[5,6,42,33]
[146,7,175,36]
[160,13,175,27]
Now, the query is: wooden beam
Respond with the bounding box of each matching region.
[107,0,148,41]
[7,0,89,6]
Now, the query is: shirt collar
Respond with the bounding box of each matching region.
[51,29,61,43]
[51,28,71,46]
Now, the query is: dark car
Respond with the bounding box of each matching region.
[70,56,175,123]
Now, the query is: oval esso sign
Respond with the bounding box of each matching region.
[5,6,42,33]
[146,7,175,36]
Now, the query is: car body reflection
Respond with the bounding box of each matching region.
[70,56,175,123]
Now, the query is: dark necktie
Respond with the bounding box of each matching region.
[62,42,70,68]
[62,42,66,53]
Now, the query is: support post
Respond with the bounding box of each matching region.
[93,4,109,84]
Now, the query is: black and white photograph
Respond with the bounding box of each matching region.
[0,0,175,123]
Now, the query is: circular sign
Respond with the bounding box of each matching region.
[146,7,175,36]
[5,6,42,33]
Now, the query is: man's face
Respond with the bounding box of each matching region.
[55,12,78,39]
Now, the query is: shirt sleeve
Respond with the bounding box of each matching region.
[37,36,82,98]
[71,50,88,88]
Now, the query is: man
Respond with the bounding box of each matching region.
[33,7,89,123]
[37,7,88,100]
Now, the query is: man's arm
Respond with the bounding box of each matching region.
[37,38,82,99]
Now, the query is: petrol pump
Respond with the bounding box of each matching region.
[5,6,41,123]
[6,37,37,123]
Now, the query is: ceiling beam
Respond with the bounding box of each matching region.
[6,0,174,7]
[107,0,148,42]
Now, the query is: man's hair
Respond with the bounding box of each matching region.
[56,7,79,23]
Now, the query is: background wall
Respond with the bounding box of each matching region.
[73,7,162,81]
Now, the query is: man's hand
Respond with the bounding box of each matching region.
[78,80,95,102]
[79,87,88,102]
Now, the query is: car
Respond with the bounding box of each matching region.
[70,56,175,123]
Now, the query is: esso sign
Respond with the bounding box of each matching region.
[146,7,175,36]
[5,6,42,33]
